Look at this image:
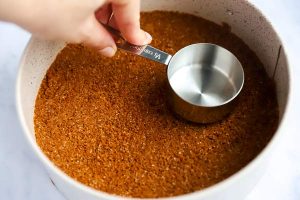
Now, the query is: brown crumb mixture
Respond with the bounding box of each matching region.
[34,11,279,198]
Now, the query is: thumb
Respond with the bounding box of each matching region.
[80,15,117,57]
[111,0,152,45]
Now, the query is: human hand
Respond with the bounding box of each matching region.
[0,0,152,57]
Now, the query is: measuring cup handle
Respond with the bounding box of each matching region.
[104,24,172,65]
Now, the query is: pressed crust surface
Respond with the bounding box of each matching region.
[34,11,279,198]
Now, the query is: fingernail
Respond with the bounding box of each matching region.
[99,46,116,57]
[144,31,152,43]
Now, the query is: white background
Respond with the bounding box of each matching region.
[0,0,299,199]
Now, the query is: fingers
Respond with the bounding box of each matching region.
[78,0,152,57]
[111,0,152,45]
[95,3,112,24]
[95,6,118,29]
[79,15,117,57]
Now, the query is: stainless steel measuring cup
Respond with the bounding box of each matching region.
[106,26,244,123]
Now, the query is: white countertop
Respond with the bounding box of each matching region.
[0,1,299,199]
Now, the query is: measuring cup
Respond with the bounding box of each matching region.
[106,26,244,123]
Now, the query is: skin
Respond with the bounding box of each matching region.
[0,0,152,57]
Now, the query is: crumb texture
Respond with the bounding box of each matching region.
[34,11,279,198]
